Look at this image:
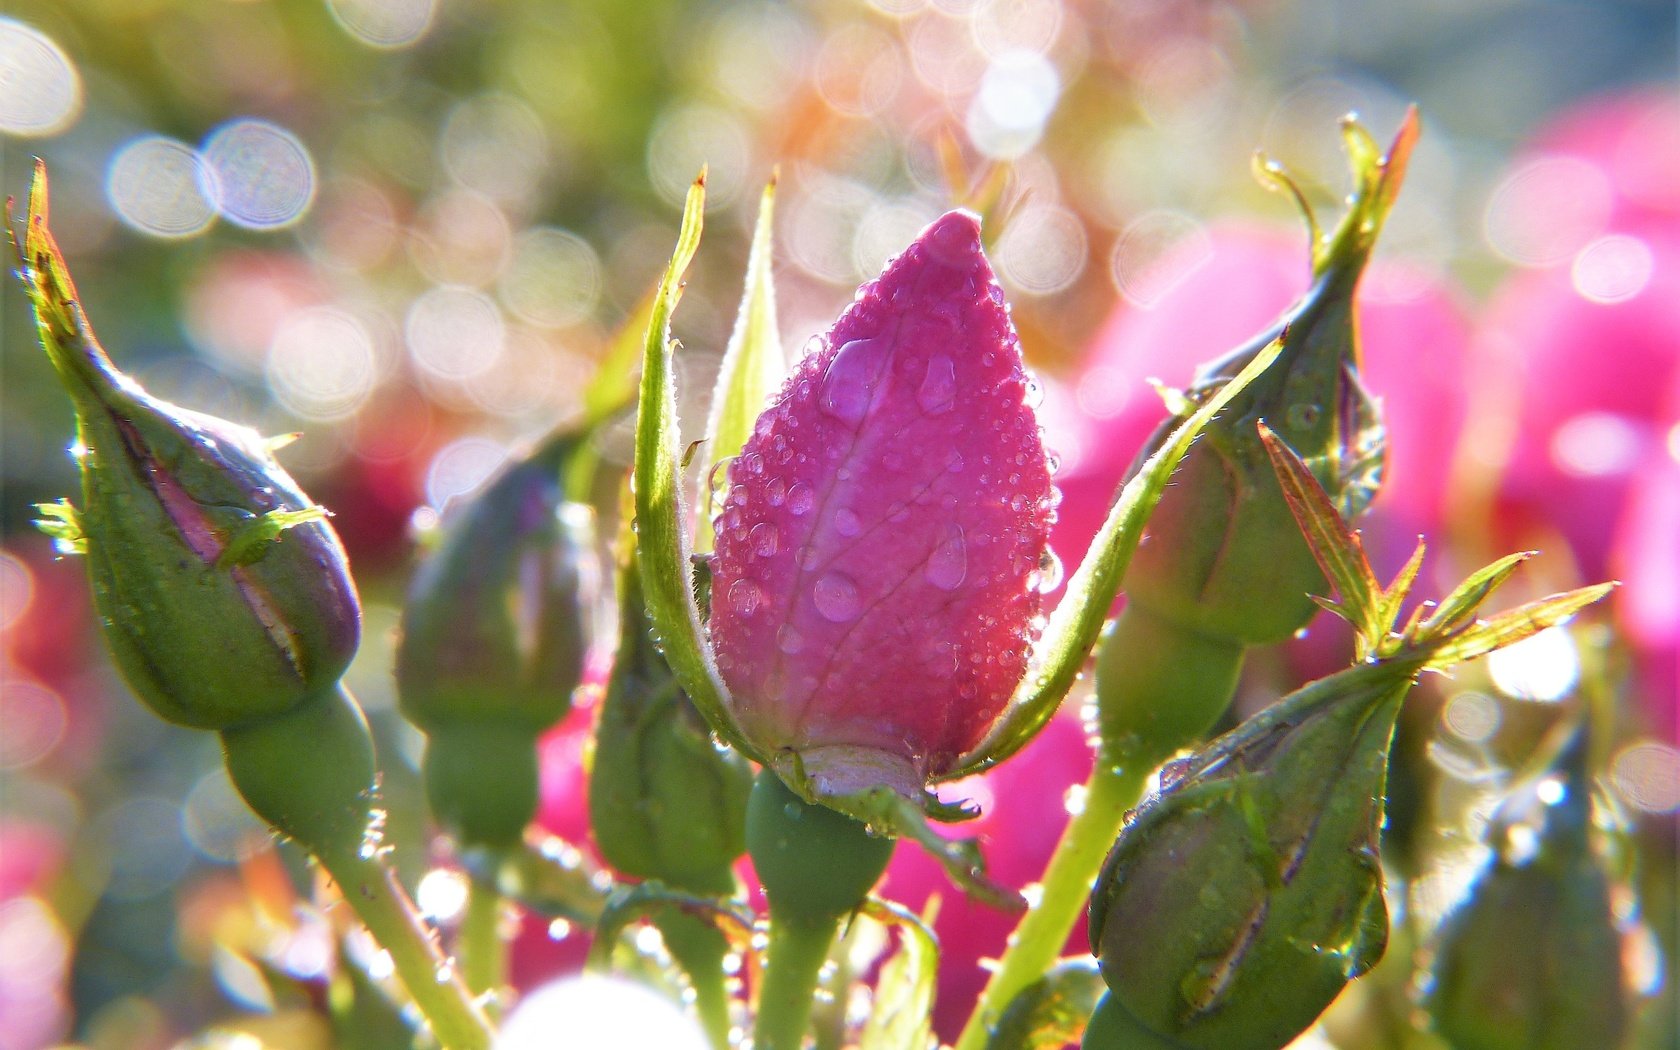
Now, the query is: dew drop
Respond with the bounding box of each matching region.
[813,572,862,622]
[766,477,787,507]
[743,451,765,475]
[1031,548,1064,594]
[750,522,779,557]
[777,624,804,654]
[924,525,967,591]
[788,482,814,515]
[917,354,957,414]
[834,508,862,537]
[728,579,765,616]
[819,337,889,423]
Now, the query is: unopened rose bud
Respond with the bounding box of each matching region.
[1426,725,1630,1050]
[21,167,358,732]
[707,210,1055,798]
[397,430,598,848]
[1087,663,1409,1050]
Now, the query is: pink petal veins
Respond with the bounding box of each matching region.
[709,210,1055,781]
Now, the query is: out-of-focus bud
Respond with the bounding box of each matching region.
[707,210,1055,798]
[1086,663,1407,1050]
[1425,724,1631,1050]
[397,429,598,848]
[590,528,753,896]
[20,165,360,732]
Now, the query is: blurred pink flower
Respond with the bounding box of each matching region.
[1050,221,1471,582]
[709,211,1055,796]
[1484,88,1680,582]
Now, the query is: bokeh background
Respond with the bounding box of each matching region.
[1,1,1676,1047]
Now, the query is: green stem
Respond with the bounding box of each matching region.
[754,912,840,1050]
[319,848,494,1050]
[460,874,508,1010]
[955,606,1245,1050]
[953,743,1153,1050]
[657,910,734,1049]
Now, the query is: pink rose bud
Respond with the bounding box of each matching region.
[707,210,1055,796]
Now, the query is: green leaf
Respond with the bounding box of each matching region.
[630,172,764,763]
[1418,551,1535,637]
[1258,421,1384,652]
[1421,583,1616,669]
[858,899,940,1050]
[946,336,1286,779]
[697,174,785,553]
[985,957,1107,1050]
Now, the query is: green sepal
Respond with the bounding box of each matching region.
[590,523,753,896]
[33,498,86,555]
[631,170,764,763]
[987,957,1107,1050]
[858,898,940,1050]
[697,172,785,553]
[766,749,1021,912]
[1082,993,1193,1050]
[216,506,331,569]
[943,336,1285,779]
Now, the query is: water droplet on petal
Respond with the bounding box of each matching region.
[834,508,861,536]
[819,337,889,423]
[917,354,957,414]
[788,482,814,515]
[777,624,804,654]
[813,572,861,622]
[749,522,779,557]
[728,579,765,616]
[924,524,967,591]
[765,477,787,507]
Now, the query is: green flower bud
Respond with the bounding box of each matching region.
[21,165,359,731]
[1087,662,1409,1050]
[1120,116,1412,649]
[589,540,752,896]
[1425,725,1629,1050]
[396,429,598,847]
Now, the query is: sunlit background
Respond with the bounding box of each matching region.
[1,1,1676,1047]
